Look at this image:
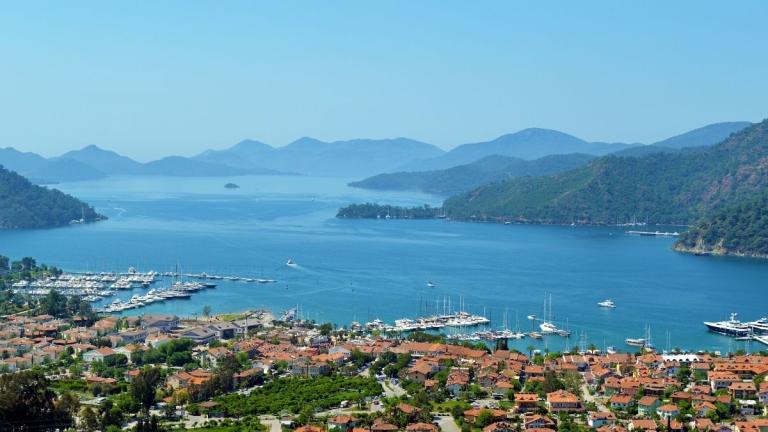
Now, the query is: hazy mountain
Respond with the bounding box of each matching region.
[139,156,261,177]
[195,139,276,170]
[59,145,143,175]
[0,147,107,183]
[350,153,595,196]
[0,165,103,228]
[195,137,445,176]
[612,121,753,157]
[397,128,638,171]
[652,121,752,149]
[444,119,768,225]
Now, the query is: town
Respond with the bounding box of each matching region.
[1,284,767,432]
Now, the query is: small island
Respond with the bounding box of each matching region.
[224,182,240,189]
[337,203,441,219]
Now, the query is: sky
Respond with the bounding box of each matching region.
[0,1,767,161]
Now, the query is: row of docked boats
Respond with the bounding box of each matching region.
[96,281,215,313]
[364,311,491,333]
[703,313,768,337]
[161,271,277,284]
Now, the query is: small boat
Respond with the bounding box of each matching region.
[426,281,436,288]
[528,332,543,339]
[606,346,617,354]
[527,314,536,320]
[625,337,646,347]
[286,259,297,266]
[598,299,616,308]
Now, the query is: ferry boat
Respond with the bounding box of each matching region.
[703,313,751,336]
[597,299,616,308]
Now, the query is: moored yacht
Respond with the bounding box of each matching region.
[704,313,751,337]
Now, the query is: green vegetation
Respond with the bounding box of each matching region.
[216,375,382,415]
[675,192,768,257]
[0,164,103,228]
[337,203,440,219]
[350,154,595,196]
[0,370,74,430]
[443,119,768,225]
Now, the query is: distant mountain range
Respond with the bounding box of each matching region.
[443,119,768,226]
[395,128,641,172]
[350,153,595,196]
[0,165,103,229]
[194,137,444,177]
[0,121,753,184]
[349,122,753,195]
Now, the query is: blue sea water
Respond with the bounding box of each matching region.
[1,175,766,354]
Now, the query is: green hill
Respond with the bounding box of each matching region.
[674,193,768,258]
[0,165,103,229]
[443,119,768,225]
[349,153,594,196]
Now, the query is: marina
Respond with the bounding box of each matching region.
[0,174,766,354]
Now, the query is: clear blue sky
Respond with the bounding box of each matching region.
[1,1,766,161]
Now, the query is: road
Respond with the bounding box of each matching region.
[382,380,406,398]
[580,381,608,412]
[436,414,460,432]
[260,415,282,432]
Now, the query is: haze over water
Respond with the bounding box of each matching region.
[1,175,766,354]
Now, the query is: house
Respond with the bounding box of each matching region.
[588,411,617,429]
[729,381,756,399]
[446,370,470,396]
[692,418,716,432]
[629,419,657,431]
[463,408,507,424]
[546,390,583,413]
[405,423,438,432]
[83,347,118,363]
[515,393,540,413]
[117,329,148,344]
[124,369,141,383]
[329,415,357,432]
[295,426,324,432]
[610,394,635,410]
[145,334,174,348]
[759,382,768,405]
[406,362,434,383]
[656,404,680,420]
[638,396,660,416]
[370,420,399,432]
[709,371,739,392]
[166,369,212,390]
[206,322,238,340]
[141,315,179,332]
[483,422,516,432]
[523,414,555,430]
[176,326,217,345]
[694,401,717,417]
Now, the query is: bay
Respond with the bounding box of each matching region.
[1,175,766,354]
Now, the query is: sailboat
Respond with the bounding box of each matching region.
[539,294,559,334]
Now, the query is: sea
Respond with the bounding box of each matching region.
[1,174,766,354]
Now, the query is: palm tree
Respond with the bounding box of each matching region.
[526,345,535,359]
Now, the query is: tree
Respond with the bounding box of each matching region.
[203,305,212,319]
[40,289,68,318]
[80,406,99,432]
[0,370,72,429]
[476,409,495,428]
[130,368,162,412]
